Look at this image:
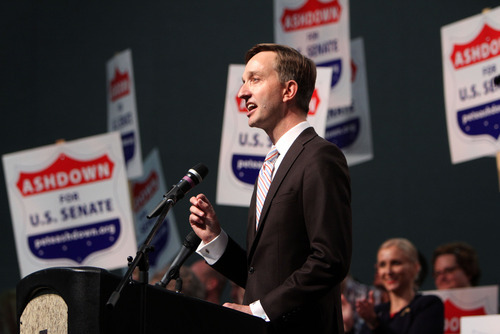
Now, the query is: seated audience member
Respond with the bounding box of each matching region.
[190,259,227,304]
[342,275,385,334]
[356,238,444,334]
[151,265,205,300]
[432,241,480,290]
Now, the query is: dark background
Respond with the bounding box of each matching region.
[1,0,499,304]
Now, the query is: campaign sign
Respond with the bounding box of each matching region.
[2,132,137,278]
[130,148,181,279]
[441,7,500,164]
[274,0,351,108]
[423,285,498,334]
[326,37,373,166]
[216,64,332,207]
[107,48,143,179]
[460,314,500,334]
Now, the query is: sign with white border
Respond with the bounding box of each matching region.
[274,0,352,108]
[423,285,498,334]
[326,37,373,166]
[441,7,500,164]
[107,49,144,178]
[2,132,137,277]
[460,314,500,334]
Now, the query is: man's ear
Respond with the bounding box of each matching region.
[282,80,298,103]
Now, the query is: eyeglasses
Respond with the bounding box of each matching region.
[433,265,459,279]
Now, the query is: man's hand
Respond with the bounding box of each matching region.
[189,194,221,244]
[222,302,252,315]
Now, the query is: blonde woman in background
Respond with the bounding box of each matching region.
[356,238,444,334]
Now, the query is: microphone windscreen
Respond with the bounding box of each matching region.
[192,163,209,179]
[184,231,201,249]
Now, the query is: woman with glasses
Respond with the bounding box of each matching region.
[432,241,480,290]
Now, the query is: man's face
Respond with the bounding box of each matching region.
[433,254,471,290]
[238,51,286,133]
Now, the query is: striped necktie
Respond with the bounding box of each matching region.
[256,146,279,229]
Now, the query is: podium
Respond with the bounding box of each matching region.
[16,267,269,333]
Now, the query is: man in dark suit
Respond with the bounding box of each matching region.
[189,43,352,333]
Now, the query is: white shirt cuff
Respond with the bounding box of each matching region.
[195,230,228,265]
[249,300,270,322]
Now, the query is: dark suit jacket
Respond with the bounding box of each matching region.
[213,127,352,334]
[359,294,444,334]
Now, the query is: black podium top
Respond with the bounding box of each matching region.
[17,266,269,334]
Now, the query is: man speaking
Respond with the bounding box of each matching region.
[189,43,352,334]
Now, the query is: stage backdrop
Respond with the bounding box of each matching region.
[1,1,499,309]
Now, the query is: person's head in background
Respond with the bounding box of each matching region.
[190,259,227,304]
[432,241,480,290]
[374,247,425,293]
[150,265,205,300]
[376,238,421,296]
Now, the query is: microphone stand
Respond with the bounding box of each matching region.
[174,277,183,293]
[156,259,182,290]
[156,230,201,289]
[106,197,175,332]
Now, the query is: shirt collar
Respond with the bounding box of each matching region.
[275,121,311,157]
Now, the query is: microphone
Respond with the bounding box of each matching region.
[157,231,201,288]
[147,163,209,218]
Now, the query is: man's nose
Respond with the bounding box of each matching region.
[238,82,250,99]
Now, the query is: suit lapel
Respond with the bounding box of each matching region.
[247,127,317,261]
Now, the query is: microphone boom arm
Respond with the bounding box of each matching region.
[106,198,174,309]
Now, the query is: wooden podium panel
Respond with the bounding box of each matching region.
[17,267,269,334]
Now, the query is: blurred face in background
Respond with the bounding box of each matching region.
[376,245,419,295]
[433,254,471,290]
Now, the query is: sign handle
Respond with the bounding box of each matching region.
[497,152,500,192]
